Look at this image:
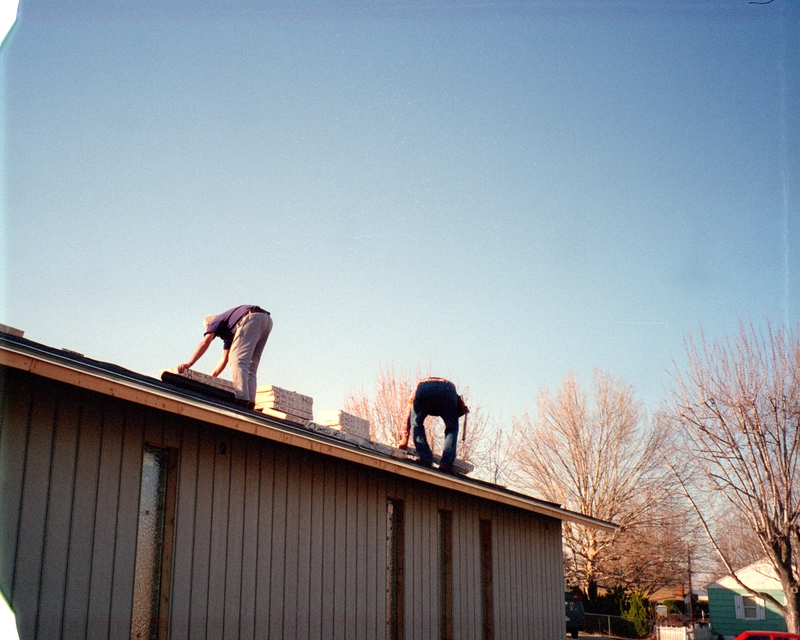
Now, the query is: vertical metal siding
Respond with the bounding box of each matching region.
[223,432,248,640]
[0,369,31,607]
[168,416,199,640]
[237,434,262,640]
[62,393,103,640]
[14,382,56,640]
[1,368,569,640]
[253,443,275,639]
[108,407,143,639]
[36,392,80,640]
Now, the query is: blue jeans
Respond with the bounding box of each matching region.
[409,379,460,467]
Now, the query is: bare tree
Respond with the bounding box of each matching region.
[344,364,487,466]
[470,420,516,486]
[344,363,413,446]
[663,322,800,632]
[512,369,682,599]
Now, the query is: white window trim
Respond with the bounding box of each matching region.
[734,594,766,621]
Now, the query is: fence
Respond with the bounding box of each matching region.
[585,613,650,638]
[655,625,712,640]
[584,613,712,640]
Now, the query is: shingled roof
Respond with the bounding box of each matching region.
[0,330,617,533]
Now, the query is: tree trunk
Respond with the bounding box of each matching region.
[588,578,598,605]
[782,584,800,634]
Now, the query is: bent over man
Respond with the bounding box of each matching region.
[399,377,467,474]
[178,305,273,407]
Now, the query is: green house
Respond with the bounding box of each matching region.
[706,560,787,640]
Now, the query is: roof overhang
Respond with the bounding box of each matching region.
[0,336,618,533]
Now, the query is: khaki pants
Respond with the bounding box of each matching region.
[229,312,273,402]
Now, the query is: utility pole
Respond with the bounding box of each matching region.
[687,546,694,627]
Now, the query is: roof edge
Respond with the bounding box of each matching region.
[0,334,618,533]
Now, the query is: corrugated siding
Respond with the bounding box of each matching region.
[1,367,565,639]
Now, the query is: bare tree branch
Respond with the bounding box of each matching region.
[511,369,691,597]
[664,322,800,632]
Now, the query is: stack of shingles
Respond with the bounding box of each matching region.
[164,368,235,393]
[315,409,371,440]
[255,385,313,425]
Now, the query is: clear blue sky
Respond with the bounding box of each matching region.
[2,0,798,421]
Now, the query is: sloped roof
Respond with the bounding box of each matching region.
[707,559,783,592]
[0,331,617,533]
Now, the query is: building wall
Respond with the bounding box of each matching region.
[707,587,787,639]
[0,366,565,639]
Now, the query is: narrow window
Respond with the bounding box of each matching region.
[479,518,494,640]
[438,510,453,640]
[131,445,178,640]
[386,498,405,640]
[742,595,758,619]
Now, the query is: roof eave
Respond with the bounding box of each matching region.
[0,338,618,533]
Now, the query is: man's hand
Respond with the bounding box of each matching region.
[178,333,215,374]
[397,434,409,450]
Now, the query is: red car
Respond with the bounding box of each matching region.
[734,633,800,640]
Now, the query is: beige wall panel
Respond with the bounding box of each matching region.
[527,518,540,636]
[188,424,217,639]
[143,405,165,446]
[108,403,145,640]
[354,467,368,640]
[223,432,248,640]
[61,391,103,639]
[168,418,200,640]
[307,454,326,639]
[85,399,125,640]
[13,380,56,640]
[364,468,380,639]
[281,451,303,639]
[238,436,263,640]
[36,389,81,639]
[268,448,289,638]
[319,459,337,638]
[253,443,276,638]
[408,481,422,640]
[0,370,32,617]
[207,430,232,639]
[497,510,512,637]
[332,461,348,639]
[343,463,357,640]
[162,412,187,450]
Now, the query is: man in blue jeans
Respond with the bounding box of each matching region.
[178,305,273,408]
[399,377,467,474]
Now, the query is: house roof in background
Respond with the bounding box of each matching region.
[707,559,782,592]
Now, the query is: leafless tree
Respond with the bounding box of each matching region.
[345,363,414,446]
[344,364,487,466]
[512,369,685,599]
[662,322,800,632]
[469,420,516,486]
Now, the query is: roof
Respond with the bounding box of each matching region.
[707,559,783,592]
[0,331,618,533]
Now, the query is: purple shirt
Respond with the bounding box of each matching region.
[205,305,263,349]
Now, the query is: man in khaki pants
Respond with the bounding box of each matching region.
[178,305,273,408]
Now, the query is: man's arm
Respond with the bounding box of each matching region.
[211,349,229,377]
[177,333,215,373]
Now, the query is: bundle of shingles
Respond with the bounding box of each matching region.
[254,385,313,425]
[160,368,236,401]
[314,409,371,440]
